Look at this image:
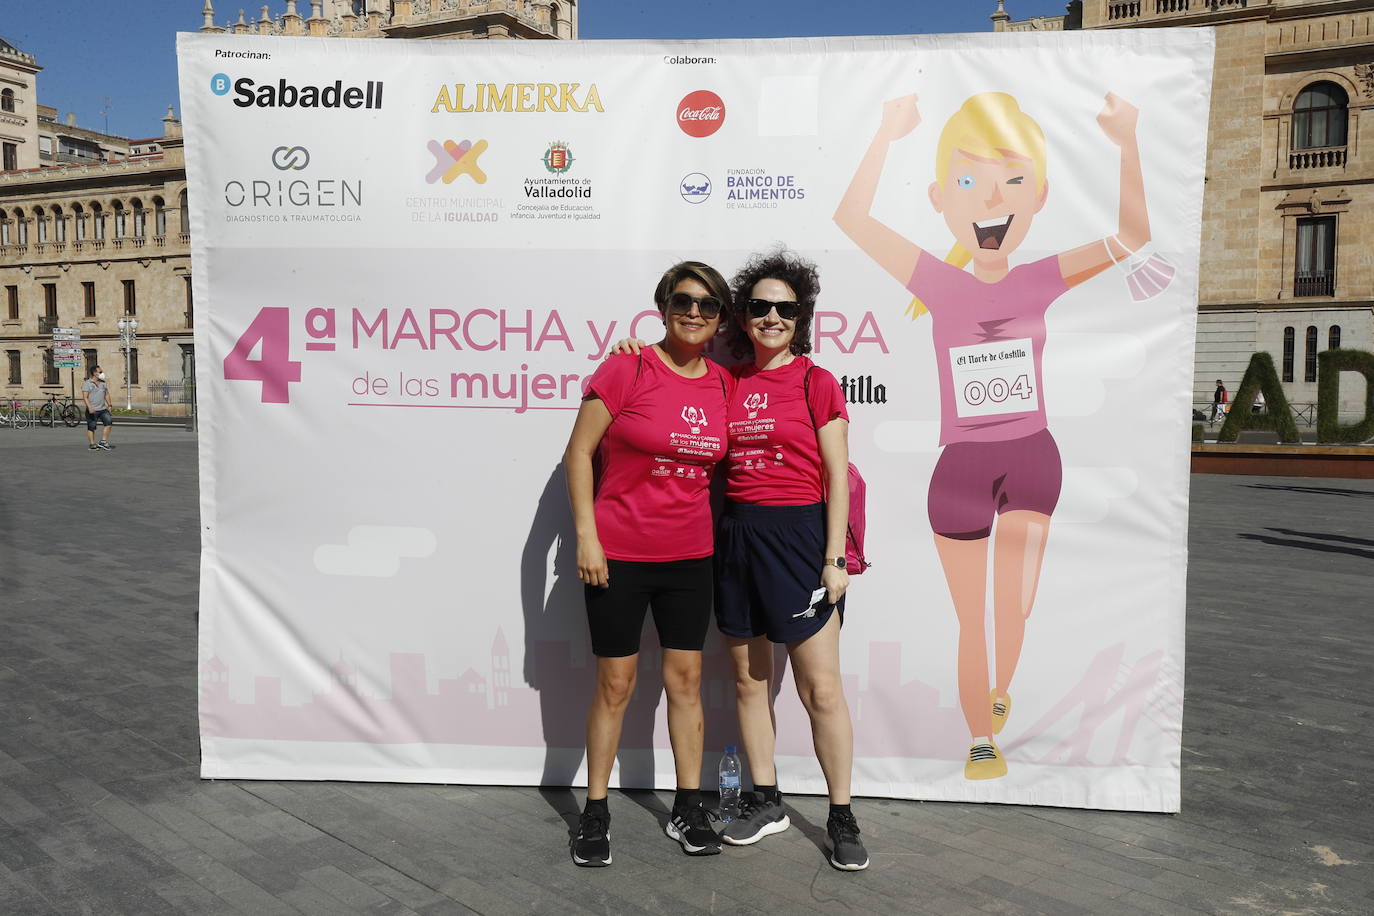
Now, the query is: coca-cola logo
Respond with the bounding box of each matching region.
[677,90,726,138]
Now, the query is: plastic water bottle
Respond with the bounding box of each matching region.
[718,744,742,822]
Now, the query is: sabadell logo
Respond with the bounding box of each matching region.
[677,90,725,138]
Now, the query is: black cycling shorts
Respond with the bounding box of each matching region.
[585,556,713,658]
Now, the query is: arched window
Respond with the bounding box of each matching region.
[131,199,146,238]
[153,197,166,237]
[1292,81,1348,150]
[1282,326,1295,382]
[0,89,13,113]
[1305,325,1318,382]
[72,203,86,241]
[51,205,65,242]
[0,208,9,246]
[113,201,126,237]
[34,206,47,243]
[91,202,105,240]
[1329,325,1341,351]
[178,190,189,236]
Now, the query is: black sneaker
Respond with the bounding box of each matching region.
[721,791,790,846]
[666,803,721,856]
[826,809,869,871]
[96,441,113,450]
[570,808,611,867]
[88,444,98,450]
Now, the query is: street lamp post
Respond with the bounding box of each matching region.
[116,316,139,411]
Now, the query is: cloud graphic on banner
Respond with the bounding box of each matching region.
[1044,333,1147,417]
[313,526,438,577]
[1055,467,1139,524]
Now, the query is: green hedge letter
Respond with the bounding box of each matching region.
[1316,349,1374,444]
[1218,352,1301,444]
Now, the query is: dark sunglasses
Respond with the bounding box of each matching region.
[745,298,802,321]
[666,292,724,320]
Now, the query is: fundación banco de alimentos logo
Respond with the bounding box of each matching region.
[426,139,489,185]
[680,173,711,204]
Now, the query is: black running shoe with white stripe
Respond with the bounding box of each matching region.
[665,803,721,856]
[826,809,869,871]
[570,808,611,867]
[721,791,790,846]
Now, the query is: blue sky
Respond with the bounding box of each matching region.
[1,1,1067,139]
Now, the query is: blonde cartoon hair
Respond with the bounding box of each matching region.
[908,92,1048,319]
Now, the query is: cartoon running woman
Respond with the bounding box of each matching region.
[834,91,1162,780]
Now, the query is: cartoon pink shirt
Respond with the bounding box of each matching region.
[906,251,1068,446]
[725,357,848,506]
[586,350,731,562]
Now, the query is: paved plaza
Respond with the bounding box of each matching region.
[0,427,1371,915]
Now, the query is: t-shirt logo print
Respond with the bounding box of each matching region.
[742,392,769,419]
[681,406,708,434]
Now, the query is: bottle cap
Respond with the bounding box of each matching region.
[725,744,737,755]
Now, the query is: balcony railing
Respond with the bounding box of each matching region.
[1156,0,1189,12]
[1294,270,1335,297]
[1289,146,1346,170]
[1109,1,1141,19]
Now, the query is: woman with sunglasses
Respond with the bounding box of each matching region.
[563,261,734,867]
[612,249,868,871]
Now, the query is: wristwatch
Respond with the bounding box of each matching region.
[826,556,847,570]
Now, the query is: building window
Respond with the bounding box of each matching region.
[1305,326,1319,383]
[43,283,57,318]
[2,142,16,172]
[178,191,189,236]
[83,282,96,318]
[154,200,166,237]
[83,348,97,371]
[1292,82,1349,151]
[17,218,26,245]
[92,205,105,240]
[1,213,9,246]
[128,347,139,385]
[0,89,14,113]
[1282,326,1295,382]
[5,285,16,321]
[6,350,19,385]
[114,203,126,238]
[1294,216,1336,297]
[132,201,146,238]
[42,348,58,385]
[35,208,47,243]
[1329,325,1341,350]
[122,280,136,315]
[184,276,194,328]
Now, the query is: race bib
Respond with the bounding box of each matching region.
[948,338,1038,419]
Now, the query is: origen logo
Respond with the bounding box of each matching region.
[426,139,489,185]
[271,146,310,170]
[677,90,725,138]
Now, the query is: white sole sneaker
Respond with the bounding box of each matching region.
[665,820,720,856]
[721,814,791,846]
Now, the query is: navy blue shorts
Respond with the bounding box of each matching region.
[585,557,713,658]
[86,409,113,430]
[714,501,844,644]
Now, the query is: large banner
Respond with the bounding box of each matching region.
[180,28,1212,811]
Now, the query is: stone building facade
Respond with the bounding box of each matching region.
[994,1,1374,417]
[0,2,577,407]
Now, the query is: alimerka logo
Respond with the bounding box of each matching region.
[426,140,489,185]
[677,90,725,138]
[216,74,384,110]
[430,83,604,113]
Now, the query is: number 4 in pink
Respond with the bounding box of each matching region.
[223,307,303,404]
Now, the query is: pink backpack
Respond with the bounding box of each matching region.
[804,367,871,574]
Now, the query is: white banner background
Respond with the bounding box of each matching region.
[180,28,1213,811]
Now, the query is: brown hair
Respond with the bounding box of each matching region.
[652,260,732,320]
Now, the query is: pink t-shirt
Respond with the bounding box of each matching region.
[906,251,1068,446]
[586,350,731,562]
[725,357,848,506]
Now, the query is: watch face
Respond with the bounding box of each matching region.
[833,557,847,570]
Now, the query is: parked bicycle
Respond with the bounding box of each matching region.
[37,393,82,428]
[0,399,32,430]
